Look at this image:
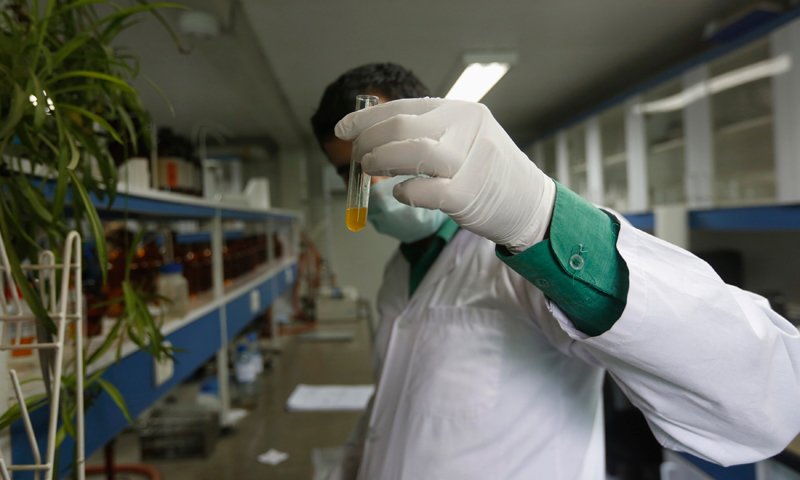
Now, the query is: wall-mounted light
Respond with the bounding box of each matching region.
[637,54,792,114]
[445,53,518,103]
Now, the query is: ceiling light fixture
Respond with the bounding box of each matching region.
[445,53,518,103]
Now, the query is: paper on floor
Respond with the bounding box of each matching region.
[286,384,374,412]
[258,448,289,465]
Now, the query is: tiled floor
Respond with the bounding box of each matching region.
[86,319,373,480]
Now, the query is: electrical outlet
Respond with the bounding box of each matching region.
[154,341,174,387]
[250,289,261,314]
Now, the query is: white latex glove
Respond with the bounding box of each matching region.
[335,98,556,252]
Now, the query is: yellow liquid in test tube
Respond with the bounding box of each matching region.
[345,94,379,232]
[346,207,368,232]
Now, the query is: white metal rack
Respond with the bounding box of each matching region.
[0,232,84,480]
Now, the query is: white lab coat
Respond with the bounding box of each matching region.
[355,215,800,480]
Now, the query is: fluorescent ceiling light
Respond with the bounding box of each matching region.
[445,62,510,102]
[637,54,791,114]
[445,53,517,102]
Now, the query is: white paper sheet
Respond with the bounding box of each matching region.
[286,384,374,412]
[257,448,289,465]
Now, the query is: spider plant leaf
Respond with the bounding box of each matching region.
[51,70,135,94]
[51,33,92,66]
[86,314,124,366]
[67,169,107,283]
[65,133,81,170]
[0,84,27,140]
[0,393,47,431]
[59,103,122,144]
[17,179,53,224]
[96,378,131,423]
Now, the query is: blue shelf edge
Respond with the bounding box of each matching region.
[11,261,298,478]
[622,203,800,232]
[624,212,655,231]
[37,179,299,221]
[690,204,800,230]
[679,452,757,480]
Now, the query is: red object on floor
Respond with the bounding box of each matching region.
[85,441,162,480]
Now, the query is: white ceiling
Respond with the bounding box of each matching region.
[117,0,760,152]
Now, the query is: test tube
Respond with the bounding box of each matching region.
[345,94,379,232]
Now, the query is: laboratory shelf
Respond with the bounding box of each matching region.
[38,180,296,221]
[105,187,296,221]
[690,203,800,231]
[622,202,800,232]
[109,186,296,221]
[623,212,655,231]
[680,453,757,480]
[93,188,218,219]
[649,137,685,156]
[603,152,627,168]
[175,230,246,244]
[223,259,295,340]
[15,177,301,477]
[715,114,773,138]
[11,258,298,476]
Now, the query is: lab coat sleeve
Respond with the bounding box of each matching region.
[498,183,629,336]
[497,184,800,466]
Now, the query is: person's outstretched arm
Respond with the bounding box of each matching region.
[336,98,800,466]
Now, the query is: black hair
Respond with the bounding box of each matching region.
[310,62,430,147]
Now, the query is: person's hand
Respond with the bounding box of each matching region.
[335,98,556,252]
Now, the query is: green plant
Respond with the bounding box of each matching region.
[0,0,181,466]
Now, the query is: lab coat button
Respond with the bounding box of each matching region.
[569,254,584,271]
[534,278,550,288]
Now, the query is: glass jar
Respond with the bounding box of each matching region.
[157,263,190,318]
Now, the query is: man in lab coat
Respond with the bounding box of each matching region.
[310,63,800,480]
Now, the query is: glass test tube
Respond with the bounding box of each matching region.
[345,94,379,232]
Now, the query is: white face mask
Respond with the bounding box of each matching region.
[368,176,448,243]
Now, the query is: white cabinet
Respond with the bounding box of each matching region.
[566,123,589,199]
[709,39,777,206]
[531,18,800,213]
[600,106,629,211]
[533,137,558,179]
[644,79,688,207]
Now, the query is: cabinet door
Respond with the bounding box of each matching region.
[600,106,628,211]
[539,137,558,179]
[643,80,687,206]
[566,123,588,199]
[708,38,776,206]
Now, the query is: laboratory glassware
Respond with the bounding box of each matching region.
[346,95,379,232]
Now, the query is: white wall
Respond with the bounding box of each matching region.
[274,145,397,327]
[326,182,398,326]
[277,147,309,214]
